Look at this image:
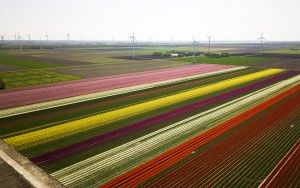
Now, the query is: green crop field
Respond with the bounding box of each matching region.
[0,70,79,88]
[171,56,273,66]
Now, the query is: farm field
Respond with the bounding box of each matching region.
[0,70,79,89]
[0,48,193,89]
[172,52,300,70]
[1,0,300,187]
[0,52,63,69]
[250,58,300,71]
[171,56,273,66]
[2,46,299,90]
[265,48,300,54]
[0,57,299,188]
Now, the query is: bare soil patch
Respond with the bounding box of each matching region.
[0,64,22,72]
[15,55,94,67]
[55,60,190,78]
[113,55,167,60]
[233,53,300,59]
[251,58,300,71]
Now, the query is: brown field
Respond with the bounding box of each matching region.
[0,64,22,72]
[54,59,189,78]
[15,55,94,67]
[251,58,300,71]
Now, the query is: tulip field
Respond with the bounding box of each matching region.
[0,63,299,187]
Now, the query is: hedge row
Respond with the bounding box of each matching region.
[153,50,230,58]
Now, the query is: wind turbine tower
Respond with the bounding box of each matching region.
[13,34,17,42]
[192,36,196,63]
[258,33,265,55]
[44,33,49,43]
[26,34,31,49]
[12,34,18,50]
[66,33,70,44]
[17,34,23,51]
[0,35,4,49]
[129,33,136,58]
[207,35,213,53]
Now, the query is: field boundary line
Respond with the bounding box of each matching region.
[259,139,300,188]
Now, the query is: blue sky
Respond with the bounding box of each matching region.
[0,0,299,41]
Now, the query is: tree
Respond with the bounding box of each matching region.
[220,52,230,57]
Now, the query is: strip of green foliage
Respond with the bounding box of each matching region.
[153,50,230,58]
[0,70,79,89]
[172,56,272,66]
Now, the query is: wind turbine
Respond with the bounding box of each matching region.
[207,35,213,54]
[44,33,49,43]
[258,33,266,55]
[26,34,31,49]
[13,34,17,42]
[66,33,70,44]
[12,34,18,50]
[17,34,23,51]
[192,36,197,63]
[0,35,4,49]
[129,33,136,58]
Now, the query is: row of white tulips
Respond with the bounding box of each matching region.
[52,75,300,187]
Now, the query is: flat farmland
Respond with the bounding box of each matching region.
[265,48,300,54]
[0,46,299,188]
[0,47,192,89]
[0,58,299,187]
[0,64,21,72]
[173,53,300,71]
[171,56,273,66]
[1,0,299,187]
[5,46,295,89]
[0,70,79,89]
[251,58,300,71]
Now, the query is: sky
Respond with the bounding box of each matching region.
[0,0,299,41]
